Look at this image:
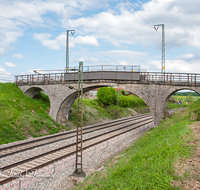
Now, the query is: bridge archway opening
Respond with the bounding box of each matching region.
[56,85,108,124]
[56,85,151,124]
[24,87,50,113]
[163,88,200,118]
[111,87,150,115]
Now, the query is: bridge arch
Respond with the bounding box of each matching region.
[162,87,200,118]
[56,84,152,124]
[56,85,108,123]
[21,85,52,114]
[18,83,200,127]
[24,87,43,99]
[124,89,151,112]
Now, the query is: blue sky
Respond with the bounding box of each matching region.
[1,0,200,82]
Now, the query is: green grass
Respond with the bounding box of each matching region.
[0,83,148,145]
[0,83,61,144]
[68,98,149,126]
[170,95,200,105]
[167,102,187,110]
[74,100,200,190]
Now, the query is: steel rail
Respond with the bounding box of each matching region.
[0,113,151,158]
[0,115,152,171]
[0,117,153,186]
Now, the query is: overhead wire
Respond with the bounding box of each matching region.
[0,15,63,34]
[1,3,180,71]
[0,79,14,82]
[123,0,153,29]
[123,0,180,65]
[0,15,119,65]
[0,73,14,76]
[75,37,120,65]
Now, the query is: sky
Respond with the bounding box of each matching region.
[1,0,200,82]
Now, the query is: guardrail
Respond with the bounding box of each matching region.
[65,65,145,72]
[15,71,200,87]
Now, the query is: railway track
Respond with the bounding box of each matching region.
[0,114,153,186]
[0,113,151,159]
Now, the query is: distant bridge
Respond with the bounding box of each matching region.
[15,65,200,126]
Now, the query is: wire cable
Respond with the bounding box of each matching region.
[123,0,180,64]
[0,15,119,65]
[123,0,153,29]
[75,36,119,65]
[0,79,14,82]
[0,15,63,34]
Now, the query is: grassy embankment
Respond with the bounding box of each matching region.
[74,99,200,189]
[0,83,148,145]
[0,83,61,144]
[68,96,149,127]
[167,95,200,110]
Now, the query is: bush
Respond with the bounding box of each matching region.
[118,95,130,107]
[118,95,146,108]
[97,87,117,106]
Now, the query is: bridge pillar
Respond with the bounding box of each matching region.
[119,84,166,127]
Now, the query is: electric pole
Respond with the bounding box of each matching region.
[72,62,86,177]
[154,24,165,73]
[66,30,75,72]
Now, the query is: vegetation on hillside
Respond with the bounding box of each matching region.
[0,83,61,144]
[67,98,149,127]
[174,91,200,96]
[96,87,147,108]
[167,94,200,109]
[75,99,200,190]
[96,87,117,106]
[0,84,149,145]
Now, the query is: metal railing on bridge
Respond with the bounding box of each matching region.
[14,65,200,87]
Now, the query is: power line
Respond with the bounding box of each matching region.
[123,0,180,64]
[0,73,14,76]
[75,36,120,65]
[123,0,153,29]
[0,79,14,82]
[0,15,62,34]
[0,15,119,65]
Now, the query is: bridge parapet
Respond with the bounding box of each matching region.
[15,71,200,87]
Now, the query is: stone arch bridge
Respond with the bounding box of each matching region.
[15,70,200,126]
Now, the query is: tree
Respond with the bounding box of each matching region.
[121,90,126,96]
[97,87,117,106]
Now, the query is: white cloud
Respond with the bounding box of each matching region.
[0,0,108,55]
[5,62,17,67]
[149,59,200,73]
[33,33,99,49]
[119,61,128,65]
[33,33,65,49]
[12,54,23,59]
[2,0,200,74]
[73,36,99,46]
[79,57,85,62]
[66,0,200,50]
[0,66,11,76]
[178,53,195,60]
[90,57,98,62]
[0,47,5,56]
[0,28,23,57]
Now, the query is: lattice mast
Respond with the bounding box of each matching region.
[72,62,85,176]
[66,30,75,72]
[154,24,165,73]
